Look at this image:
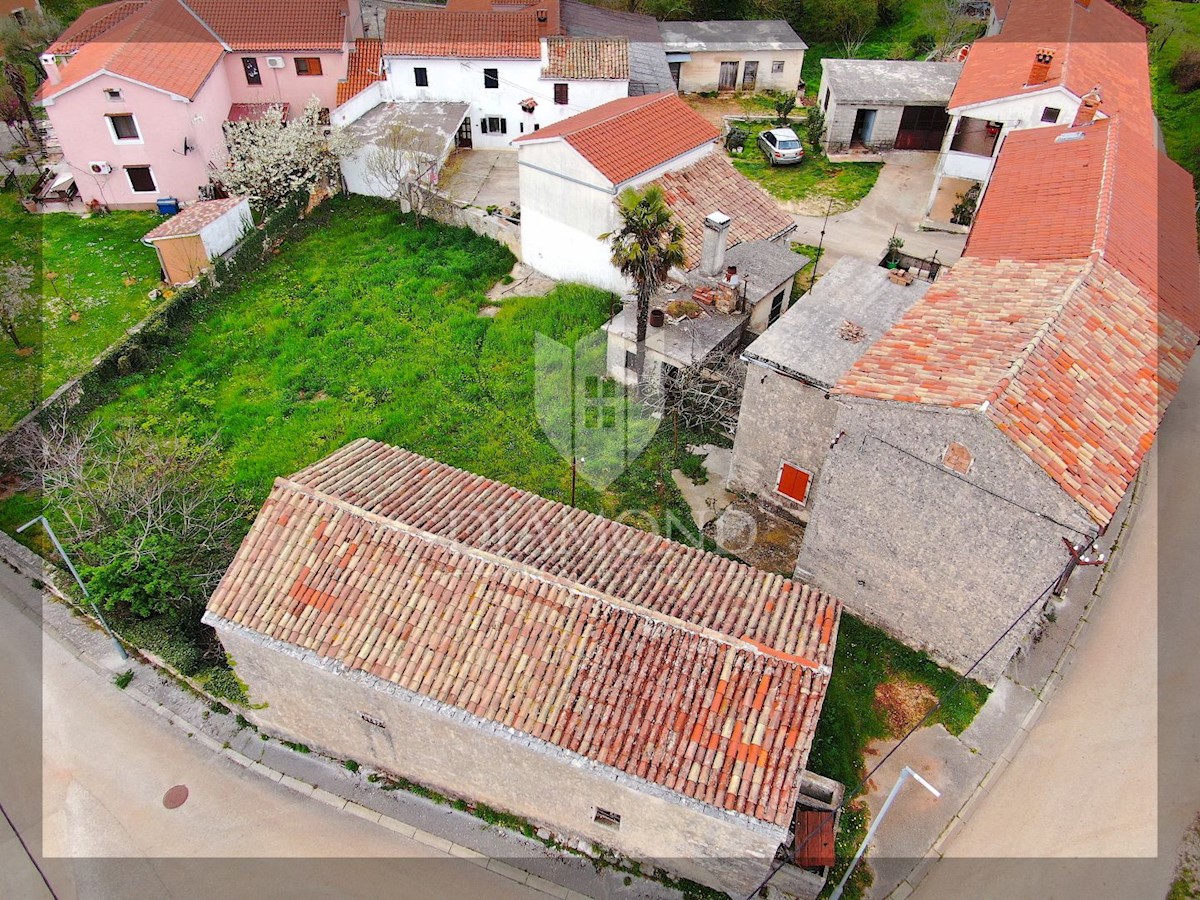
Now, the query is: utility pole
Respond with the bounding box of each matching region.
[810,197,833,293]
[18,516,128,660]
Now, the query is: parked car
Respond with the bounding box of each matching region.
[758,127,804,165]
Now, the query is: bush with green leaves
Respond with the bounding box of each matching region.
[805,106,826,148]
[1172,50,1200,94]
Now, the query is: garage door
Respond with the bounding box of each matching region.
[895,105,951,151]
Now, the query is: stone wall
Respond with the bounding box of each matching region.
[825,103,904,153]
[211,619,794,898]
[794,401,1100,684]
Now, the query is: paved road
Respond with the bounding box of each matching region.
[0,564,543,900]
[910,358,1200,898]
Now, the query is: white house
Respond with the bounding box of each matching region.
[923,0,1148,223]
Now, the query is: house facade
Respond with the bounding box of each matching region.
[37,0,360,208]
[923,0,1147,222]
[204,439,842,899]
[817,60,962,153]
[658,20,806,93]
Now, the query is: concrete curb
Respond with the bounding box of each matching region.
[885,465,1149,899]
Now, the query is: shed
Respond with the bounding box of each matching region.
[141,197,252,285]
[817,59,962,152]
[659,20,806,93]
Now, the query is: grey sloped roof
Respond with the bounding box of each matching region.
[742,256,928,389]
[820,59,963,106]
[659,20,807,52]
[724,240,808,305]
[561,0,675,95]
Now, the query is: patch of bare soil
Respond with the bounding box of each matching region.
[874,679,938,737]
[785,193,855,217]
[705,498,805,576]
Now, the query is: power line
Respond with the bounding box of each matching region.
[744,562,1072,900]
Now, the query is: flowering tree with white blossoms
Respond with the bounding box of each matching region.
[217,98,356,205]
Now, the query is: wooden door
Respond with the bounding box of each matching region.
[455,118,473,149]
[741,60,758,91]
[718,61,738,91]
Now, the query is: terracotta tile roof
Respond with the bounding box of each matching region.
[514,92,719,185]
[951,0,1148,117]
[837,117,1200,524]
[205,440,840,826]
[541,36,629,80]
[185,0,349,51]
[47,0,148,53]
[649,152,795,270]
[226,101,289,122]
[336,37,384,106]
[143,197,246,240]
[383,9,542,59]
[40,0,224,102]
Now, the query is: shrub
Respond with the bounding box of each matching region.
[805,107,826,148]
[910,32,936,57]
[952,183,982,225]
[113,669,134,689]
[1171,50,1200,94]
[344,759,360,772]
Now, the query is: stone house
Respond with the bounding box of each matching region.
[924,0,1148,223]
[728,257,929,522]
[658,20,806,93]
[36,0,361,208]
[816,60,962,153]
[791,109,1200,684]
[204,439,843,899]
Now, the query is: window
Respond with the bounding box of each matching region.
[763,131,777,147]
[823,89,830,111]
[484,68,499,89]
[554,82,568,105]
[414,66,428,87]
[768,290,785,325]
[625,350,636,370]
[594,807,621,829]
[776,462,812,504]
[107,113,139,141]
[772,60,785,75]
[480,116,506,134]
[1041,106,1061,123]
[104,88,122,101]
[242,57,261,85]
[295,57,323,76]
[125,165,156,193]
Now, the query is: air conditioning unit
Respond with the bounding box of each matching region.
[89,161,112,175]
[266,56,285,69]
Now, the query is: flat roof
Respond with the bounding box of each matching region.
[820,59,963,106]
[743,256,929,389]
[659,19,807,52]
[343,100,469,147]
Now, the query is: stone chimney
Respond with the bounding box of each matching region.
[700,211,731,277]
[1071,87,1102,127]
[1028,48,1055,86]
[39,52,61,86]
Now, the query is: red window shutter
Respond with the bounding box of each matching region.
[777,463,811,503]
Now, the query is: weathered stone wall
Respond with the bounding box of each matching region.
[824,102,905,153]
[794,401,1099,684]
[727,366,836,522]
[212,621,790,898]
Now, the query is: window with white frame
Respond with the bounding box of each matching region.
[104,87,123,101]
[1041,106,1061,124]
[107,113,139,142]
[480,116,506,134]
[125,165,156,193]
[771,60,785,74]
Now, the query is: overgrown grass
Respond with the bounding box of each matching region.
[1147,0,1200,182]
[809,614,990,791]
[729,123,882,211]
[790,242,824,298]
[0,193,163,429]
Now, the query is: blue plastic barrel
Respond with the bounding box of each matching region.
[156,197,180,215]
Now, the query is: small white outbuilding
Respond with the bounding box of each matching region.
[142,197,253,285]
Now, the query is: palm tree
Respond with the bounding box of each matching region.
[606,185,685,382]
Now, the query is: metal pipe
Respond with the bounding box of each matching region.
[829,766,940,900]
[17,516,128,660]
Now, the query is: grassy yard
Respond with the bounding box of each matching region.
[0,193,163,429]
[1147,0,1200,182]
[729,122,883,214]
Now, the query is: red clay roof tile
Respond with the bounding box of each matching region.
[384,8,542,58]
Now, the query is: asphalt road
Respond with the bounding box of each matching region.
[910,358,1200,898]
[0,563,544,900]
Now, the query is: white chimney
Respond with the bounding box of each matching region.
[701,211,731,277]
[40,53,62,86]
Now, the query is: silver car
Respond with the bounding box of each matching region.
[758,127,804,165]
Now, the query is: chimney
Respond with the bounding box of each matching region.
[1028,48,1054,86]
[1076,0,1092,7]
[40,52,61,86]
[700,211,731,277]
[1071,87,1102,127]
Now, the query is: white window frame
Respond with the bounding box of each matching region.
[103,87,123,102]
[107,112,142,144]
[775,460,813,505]
[124,165,157,194]
[771,60,785,75]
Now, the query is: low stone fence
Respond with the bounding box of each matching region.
[399,184,522,261]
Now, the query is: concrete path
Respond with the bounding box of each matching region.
[902,356,1200,899]
[444,149,520,210]
[790,153,967,274]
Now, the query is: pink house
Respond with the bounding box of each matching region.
[37,0,363,209]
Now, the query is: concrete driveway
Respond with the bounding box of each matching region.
[790,152,967,273]
[443,149,520,210]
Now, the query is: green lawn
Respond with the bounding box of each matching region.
[1147,0,1200,182]
[0,194,163,429]
[729,123,883,213]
